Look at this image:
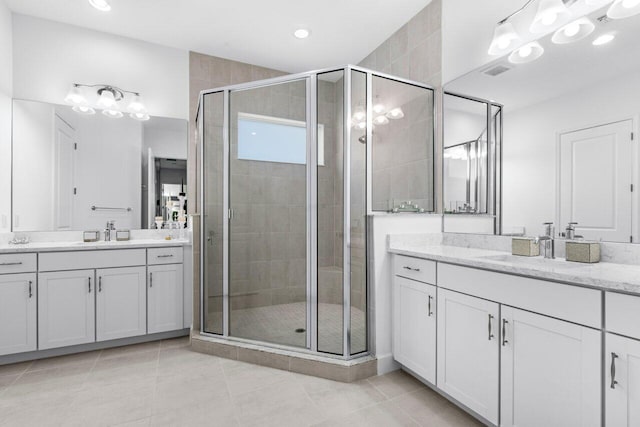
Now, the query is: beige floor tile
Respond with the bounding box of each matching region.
[223,361,292,396]
[313,400,420,427]
[4,363,90,397]
[0,389,75,427]
[113,417,151,427]
[27,349,101,372]
[160,336,191,350]
[99,341,161,360]
[150,401,238,427]
[84,361,159,388]
[367,369,425,399]
[152,372,230,415]
[0,361,32,377]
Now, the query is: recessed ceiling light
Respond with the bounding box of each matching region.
[89,0,111,12]
[294,29,310,39]
[592,33,616,45]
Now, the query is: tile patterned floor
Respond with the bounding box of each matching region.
[0,338,483,427]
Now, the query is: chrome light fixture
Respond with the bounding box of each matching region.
[64,83,150,121]
[607,0,640,18]
[508,41,545,63]
[551,17,595,43]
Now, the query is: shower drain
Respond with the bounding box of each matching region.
[295,328,306,333]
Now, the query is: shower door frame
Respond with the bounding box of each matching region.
[198,65,436,360]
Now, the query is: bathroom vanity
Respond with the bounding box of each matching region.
[389,235,640,427]
[0,239,191,363]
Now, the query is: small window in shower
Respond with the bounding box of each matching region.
[237,113,324,165]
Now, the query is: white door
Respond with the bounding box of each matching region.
[147,148,156,228]
[559,120,633,242]
[148,264,183,333]
[0,273,37,356]
[54,115,76,230]
[501,306,601,427]
[96,267,146,342]
[607,333,640,427]
[393,276,436,383]
[38,270,95,350]
[437,288,500,424]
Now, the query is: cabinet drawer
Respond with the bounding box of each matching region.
[393,255,436,284]
[606,292,640,340]
[438,263,601,329]
[0,253,37,274]
[39,249,146,272]
[147,247,183,265]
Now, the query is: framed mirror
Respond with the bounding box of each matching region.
[11,99,188,232]
[445,7,639,243]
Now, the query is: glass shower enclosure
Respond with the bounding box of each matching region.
[197,66,434,358]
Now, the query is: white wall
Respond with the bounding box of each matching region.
[503,70,640,237]
[0,0,11,232]
[12,14,189,120]
[143,120,188,159]
[372,214,442,374]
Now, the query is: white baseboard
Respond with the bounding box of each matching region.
[376,352,400,375]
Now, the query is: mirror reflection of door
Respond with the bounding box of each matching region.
[53,115,76,230]
[559,120,633,243]
[152,158,187,225]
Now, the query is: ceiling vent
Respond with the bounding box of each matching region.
[482,64,512,77]
[597,14,611,24]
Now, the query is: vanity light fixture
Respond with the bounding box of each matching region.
[373,115,390,125]
[373,102,386,114]
[508,41,545,63]
[607,0,640,18]
[64,83,150,121]
[586,0,613,5]
[89,0,111,12]
[488,21,522,55]
[592,32,616,44]
[530,0,572,33]
[293,28,310,39]
[551,17,595,43]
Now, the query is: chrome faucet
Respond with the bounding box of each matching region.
[104,220,116,242]
[537,222,555,259]
[564,222,583,240]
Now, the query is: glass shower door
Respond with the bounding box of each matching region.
[228,79,309,348]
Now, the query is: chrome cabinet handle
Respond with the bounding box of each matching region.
[0,262,23,266]
[428,295,433,317]
[150,272,153,288]
[502,319,508,346]
[488,314,494,340]
[28,280,33,298]
[611,352,619,389]
[88,277,92,293]
[403,266,420,272]
[98,276,102,292]
[157,254,174,258]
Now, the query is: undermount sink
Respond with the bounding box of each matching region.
[479,254,586,268]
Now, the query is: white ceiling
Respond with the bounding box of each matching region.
[5,0,432,73]
[446,8,640,112]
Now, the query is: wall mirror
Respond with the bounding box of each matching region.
[11,99,188,232]
[445,7,640,243]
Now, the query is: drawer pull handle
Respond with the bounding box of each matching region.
[150,272,153,288]
[428,295,433,317]
[28,280,33,298]
[98,276,102,292]
[88,277,92,293]
[157,254,174,258]
[488,314,494,340]
[611,352,619,389]
[0,262,23,266]
[403,266,420,272]
[502,319,508,346]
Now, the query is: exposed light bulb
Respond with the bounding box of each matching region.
[592,33,615,45]
[563,21,581,37]
[89,0,111,12]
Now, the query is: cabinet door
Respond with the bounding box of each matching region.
[96,266,146,342]
[393,276,436,383]
[437,288,499,425]
[148,264,183,334]
[38,270,95,350]
[0,273,37,356]
[501,306,601,427]
[607,333,640,427]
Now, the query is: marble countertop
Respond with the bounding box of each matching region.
[0,238,191,254]
[389,242,640,294]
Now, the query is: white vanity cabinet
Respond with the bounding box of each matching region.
[606,333,640,427]
[393,276,436,383]
[96,267,147,342]
[0,272,37,356]
[500,306,601,427]
[437,288,500,425]
[38,269,96,350]
[148,263,184,334]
